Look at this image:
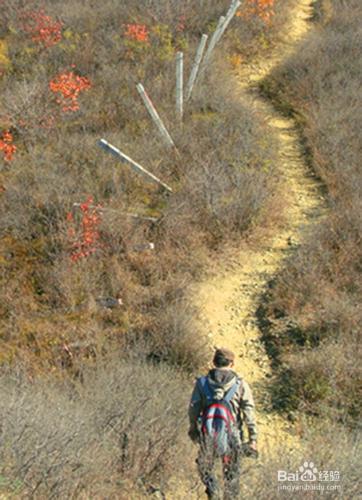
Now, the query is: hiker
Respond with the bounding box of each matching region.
[188,347,258,500]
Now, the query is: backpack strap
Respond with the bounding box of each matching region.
[199,376,240,403]
[223,379,240,403]
[198,376,213,401]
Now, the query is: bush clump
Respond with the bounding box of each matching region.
[260,0,362,425]
[0,357,192,498]
[0,0,285,370]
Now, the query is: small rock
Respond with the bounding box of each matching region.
[96,296,123,309]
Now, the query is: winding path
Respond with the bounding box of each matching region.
[169,1,327,498]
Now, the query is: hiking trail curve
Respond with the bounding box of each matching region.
[166,0,327,498]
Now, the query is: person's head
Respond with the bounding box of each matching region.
[213,347,235,369]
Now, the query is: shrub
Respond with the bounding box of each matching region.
[0,357,192,498]
[259,0,362,424]
[0,0,284,372]
[238,422,361,499]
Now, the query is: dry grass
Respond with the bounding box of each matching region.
[238,421,361,499]
[1,362,360,498]
[0,1,360,497]
[0,355,193,498]
[259,0,362,425]
[0,0,285,370]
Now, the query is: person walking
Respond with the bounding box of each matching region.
[188,347,258,500]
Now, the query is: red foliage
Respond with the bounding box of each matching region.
[49,70,91,112]
[237,0,275,24]
[0,130,16,162]
[124,23,149,43]
[66,196,102,262]
[21,9,63,47]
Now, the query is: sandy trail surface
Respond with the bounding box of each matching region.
[165,1,327,498]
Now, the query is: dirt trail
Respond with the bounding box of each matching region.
[167,1,327,498]
[193,0,326,453]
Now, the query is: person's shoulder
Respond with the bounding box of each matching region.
[239,378,254,398]
[233,376,251,393]
[232,371,244,383]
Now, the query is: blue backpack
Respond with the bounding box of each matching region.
[199,376,241,457]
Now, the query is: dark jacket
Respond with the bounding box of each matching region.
[188,368,258,442]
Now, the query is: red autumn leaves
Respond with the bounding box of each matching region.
[0,130,16,162]
[0,10,91,163]
[0,68,92,163]
[237,0,275,24]
[20,10,92,113]
[66,197,102,262]
[49,71,92,112]
[124,23,149,43]
[21,9,63,48]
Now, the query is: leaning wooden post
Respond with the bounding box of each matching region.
[136,83,175,148]
[73,203,159,223]
[197,0,241,80]
[176,51,183,122]
[197,16,225,78]
[215,0,241,45]
[98,139,173,193]
[185,34,208,102]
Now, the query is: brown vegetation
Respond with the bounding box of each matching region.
[259,0,361,425]
[0,0,285,371]
[2,359,359,499]
[4,0,360,496]
[0,356,192,498]
[0,0,294,495]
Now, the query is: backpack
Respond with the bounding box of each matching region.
[198,376,241,457]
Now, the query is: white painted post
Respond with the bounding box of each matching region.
[98,139,173,192]
[125,213,158,223]
[185,34,208,101]
[215,0,241,45]
[126,214,158,223]
[73,203,159,222]
[198,16,225,78]
[133,242,155,252]
[176,51,183,122]
[197,0,242,79]
[136,83,175,148]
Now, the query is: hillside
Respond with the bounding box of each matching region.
[0,0,360,498]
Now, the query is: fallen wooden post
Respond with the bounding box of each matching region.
[123,213,158,223]
[136,83,175,148]
[73,202,159,223]
[185,34,208,102]
[132,242,155,252]
[176,51,184,122]
[98,138,173,193]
